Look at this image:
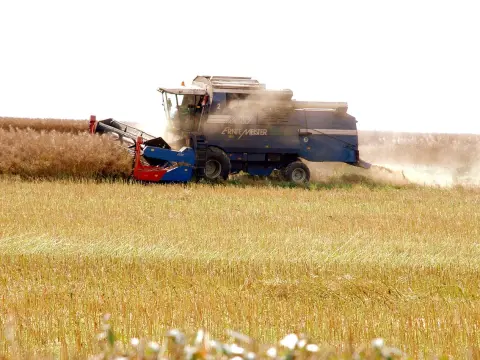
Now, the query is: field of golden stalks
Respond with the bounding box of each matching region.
[0,128,132,179]
[1,179,480,359]
[1,117,480,359]
[0,117,88,134]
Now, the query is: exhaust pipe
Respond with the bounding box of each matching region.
[356,159,372,169]
[353,150,371,169]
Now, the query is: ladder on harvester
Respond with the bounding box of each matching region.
[189,133,207,180]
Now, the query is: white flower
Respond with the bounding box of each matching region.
[194,329,205,345]
[148,341,160,352]
[371,338,384,349]
[280,334,298,350]
[130,338,140,347]
[230,343,245,355]
[297,339,307,349]
[306,344,319,352]
[266,347,277,358]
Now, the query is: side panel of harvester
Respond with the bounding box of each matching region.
[297,109,359,164]
[201,100,360,175]
[202,116,303,153]
[204,92,300,153]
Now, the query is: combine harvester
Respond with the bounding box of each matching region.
[89,76,370,184]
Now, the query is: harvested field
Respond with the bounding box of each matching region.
[0,128,132,179]
[0,179,479,358]
[0,117,88,134]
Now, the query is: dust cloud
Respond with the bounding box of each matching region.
[222,91,294,123]
[309,131,480,187]
[129,121,164,138]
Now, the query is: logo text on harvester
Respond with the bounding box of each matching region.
[221,128,268,139]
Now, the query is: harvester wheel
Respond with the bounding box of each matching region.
[283,161,310,184]
[205,147,231,181]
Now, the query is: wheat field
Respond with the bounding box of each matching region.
[0,117,88,134]
[1,117,480,359]
[1,179,480,359]
[0,128,132,179]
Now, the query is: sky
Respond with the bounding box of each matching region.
[0,0,479,135]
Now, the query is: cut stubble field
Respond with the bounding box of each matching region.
[1,178,480,358]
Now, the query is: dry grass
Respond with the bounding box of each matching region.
[1,179,479,358]
[0,128,133,179]
[0,117,89,134]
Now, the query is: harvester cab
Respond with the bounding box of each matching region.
[159,83,210,137]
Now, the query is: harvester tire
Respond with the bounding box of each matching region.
[283,161,310,184]
[205,147,231,181]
